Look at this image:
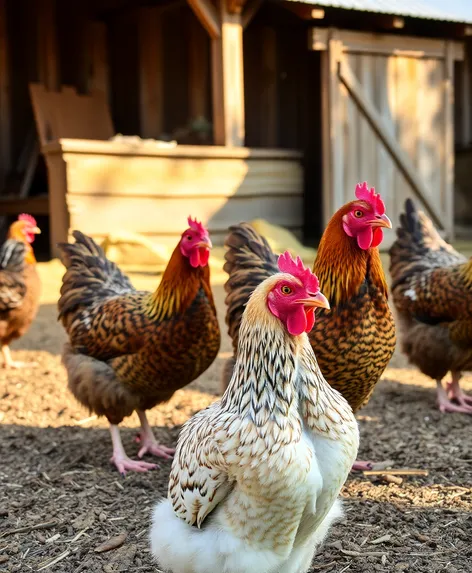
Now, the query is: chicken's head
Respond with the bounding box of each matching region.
[266,251,330,336]
[179,216,212,268]
[342,182,392,250]
[8,214,41,244]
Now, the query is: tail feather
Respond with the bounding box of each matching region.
[389,199,466,289]
[223,223,278,360]
[58,231,135,319]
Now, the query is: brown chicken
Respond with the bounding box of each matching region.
[0,214,41,368]
[58,218,220,474]
[389,198,472,414]
[223,183,396,471]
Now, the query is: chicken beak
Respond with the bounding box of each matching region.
[371,214,392,229]
[297,292,330,310]
[195,238,212,249]
[31,226,41,234]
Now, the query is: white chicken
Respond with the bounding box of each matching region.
[150,251,359,573]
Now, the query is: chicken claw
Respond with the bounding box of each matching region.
[111,454,158,476]
[437,378,472,415]
[109,424,158,475]
[136,410,175,460]
[1,346,38,369]
[351,460,374,472]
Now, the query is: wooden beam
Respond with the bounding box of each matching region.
[444,41,454,240]
[242,0,263,30]
[138,7,164,139]
[338,58,443,229]
[211,0,245,146]
[188,12,210,121]
[309,28,464,60]
[187,0,220,39]
[227,0,246,14]
[37,0,60,91]
[0,0,11,191]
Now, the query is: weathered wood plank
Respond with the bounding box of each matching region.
[328,33,344,218]
[358,54,377,187]
[0,0,11,190]
[343,53,358,196]
[138,7,164,138]
[339,58,443,228]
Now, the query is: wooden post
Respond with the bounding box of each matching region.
[138,7,164,139]
[211,0,245,146]
[444,41,455,240]
[187,0,249,146]
[0,0,11,191]
[37,0,60,91]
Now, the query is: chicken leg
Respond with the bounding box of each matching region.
[437,372,472,415]
[1,345,37,369]
[109,425,158,475]
[135,410,175,460]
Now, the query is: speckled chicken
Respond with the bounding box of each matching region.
[389,198,472,414]
[0,214,41,369]
[222,183,396,471]
[57,218,220,474]
[150,251,359,573]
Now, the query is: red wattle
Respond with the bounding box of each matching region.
[286,307,308,336]
[357,227,373,250]
[189,249,201,268]
[371,227,383,248]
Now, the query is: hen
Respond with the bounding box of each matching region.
[57,217,220,474]
[0,214,41,368]
[150,251,359,573]
[223,183,395,471]
[389,198,472,414]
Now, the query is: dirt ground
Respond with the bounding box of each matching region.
[1,261,471,573]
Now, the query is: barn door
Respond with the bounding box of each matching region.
[311,28,464,247]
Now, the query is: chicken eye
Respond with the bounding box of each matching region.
[281,285,292,295]
[187,235,192,241]
[354,210,363,218]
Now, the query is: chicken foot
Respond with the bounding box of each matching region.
[135,410,175,460]
[352,460,374,472]
[437,373,472,415]
[109,425,158,475]
[1,345,38,369]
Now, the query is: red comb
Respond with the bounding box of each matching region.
[355,182,385,216]
[18,213,37,226]
[277,251,320,293]
[187,216,207,235]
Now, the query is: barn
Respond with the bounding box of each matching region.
[0,0,471,256]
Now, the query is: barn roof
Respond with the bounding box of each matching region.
[285,0,472,24]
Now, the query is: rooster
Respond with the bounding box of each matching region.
[223,183,395,471]
[389,198,472,414]
[57,217,220,474]
[0,214,41,368]
[150,251,359,573]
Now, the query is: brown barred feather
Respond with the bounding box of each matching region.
[222,213,396,413]
[58,231,220,425]
[389,198,472,381]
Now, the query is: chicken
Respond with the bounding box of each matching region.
[222,183,396,472]
[57,217,220,474]
[150,251,359,573]
[389,198,472,414]
[0,214,41,368]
